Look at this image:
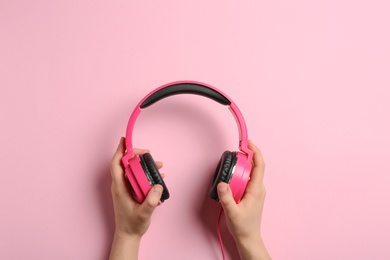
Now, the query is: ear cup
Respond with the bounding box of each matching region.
[209,151,237,201]
[139,153,170,203]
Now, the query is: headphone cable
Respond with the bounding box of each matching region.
[217,205,226,260]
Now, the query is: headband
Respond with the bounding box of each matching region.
[124,81,250,157]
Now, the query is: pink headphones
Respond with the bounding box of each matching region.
[122,81,253,204]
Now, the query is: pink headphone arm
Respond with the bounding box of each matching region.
[121,81,253,204]
[123,80,252,158]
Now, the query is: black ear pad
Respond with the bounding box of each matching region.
[139,153,170,203]
[209,151,237,201]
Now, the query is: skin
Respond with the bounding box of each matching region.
[217,140,271,260]
[109,138,270,260]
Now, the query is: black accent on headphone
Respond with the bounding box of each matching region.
[140,83,231,109]
[139,153,170,203]
[209,151,238,201]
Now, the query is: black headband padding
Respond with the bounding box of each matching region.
[140,83,231,109]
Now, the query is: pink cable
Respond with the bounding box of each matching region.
[216,206,226,260]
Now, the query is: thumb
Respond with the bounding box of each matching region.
[140,184,163,216]
[217,182,238,216]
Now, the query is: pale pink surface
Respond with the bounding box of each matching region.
[1,1,390,260]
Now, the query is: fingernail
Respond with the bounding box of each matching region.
[153,185,163,194]
[218,184,228,193]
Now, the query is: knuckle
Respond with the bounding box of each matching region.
[135,213,148,223]
[251,185,266,199]
[258,160,265,171]
[145,199,158,209]
[111,183,120,197]
[261,185,267,197]
[110,163,117,176]
[225,209,240,221]
[221,199,231,208]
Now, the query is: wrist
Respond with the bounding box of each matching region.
[110,232,142,260]
[234,235,271,260]
[235,233,262,250]
[114,231,142,244]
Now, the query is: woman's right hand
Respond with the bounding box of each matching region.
[217,140,271,260]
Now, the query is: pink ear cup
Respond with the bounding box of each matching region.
[209,151,252,203]
[229,152,252,203]
[124,150,252,204]
[122,154,151,203]
[122,153,170,204]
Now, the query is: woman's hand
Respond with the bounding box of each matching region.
[217,140,271,260]
[109,137,164,260]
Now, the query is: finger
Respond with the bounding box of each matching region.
[110,137,130,195]
[248,140,265,183]
[249,140,265,170]
[133,148,150,156]
[155,161,163,169]
[160,173,166,178]
[242,140,265,199]
[111,137,126,179]
[111,137,125,174]
[121,148,150,166]
[139,184,163,217]
[217,182,238,217]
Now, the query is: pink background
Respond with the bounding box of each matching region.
[1,1,390,259]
